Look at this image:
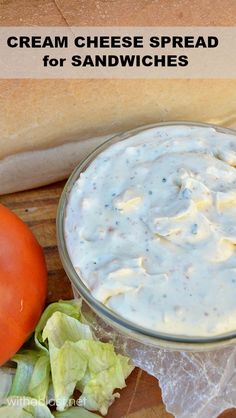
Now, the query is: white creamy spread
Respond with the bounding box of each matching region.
[65,125,236,337]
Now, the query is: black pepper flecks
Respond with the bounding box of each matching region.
[191,224,198,235]
[182,188,192,199]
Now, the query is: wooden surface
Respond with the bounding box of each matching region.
[1,181,236,418]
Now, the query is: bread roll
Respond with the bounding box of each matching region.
[1,1,236,194]
[1,0,236,26]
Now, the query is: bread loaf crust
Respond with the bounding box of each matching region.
[1,1,236,194]
[1,0,236,26]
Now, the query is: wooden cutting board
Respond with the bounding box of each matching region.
[1,181,236,418]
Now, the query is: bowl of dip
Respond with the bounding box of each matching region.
[57,121,236,351]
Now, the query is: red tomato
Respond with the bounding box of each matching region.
[0,204,47,365]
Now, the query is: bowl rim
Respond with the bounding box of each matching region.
[56,120,236,346]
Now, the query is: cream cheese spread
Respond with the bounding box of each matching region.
[65,125,236,337]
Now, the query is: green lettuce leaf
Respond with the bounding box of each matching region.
[2,299,134,416]
[35,300,82,351]
[54,407,100,417]
[9,351,39,397]
[9,351,50,403]
[42,309,134,414]
[0,406,29,418]
[0,368,14,404]
[0,400,100,418]
[0,397,54,418]
[47,341,87,411]
[42,312,93,348]
[28,354,51,401]
[76,341,134,415]
[41,310,94,411]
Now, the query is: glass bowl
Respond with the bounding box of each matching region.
[57,121,236,352]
